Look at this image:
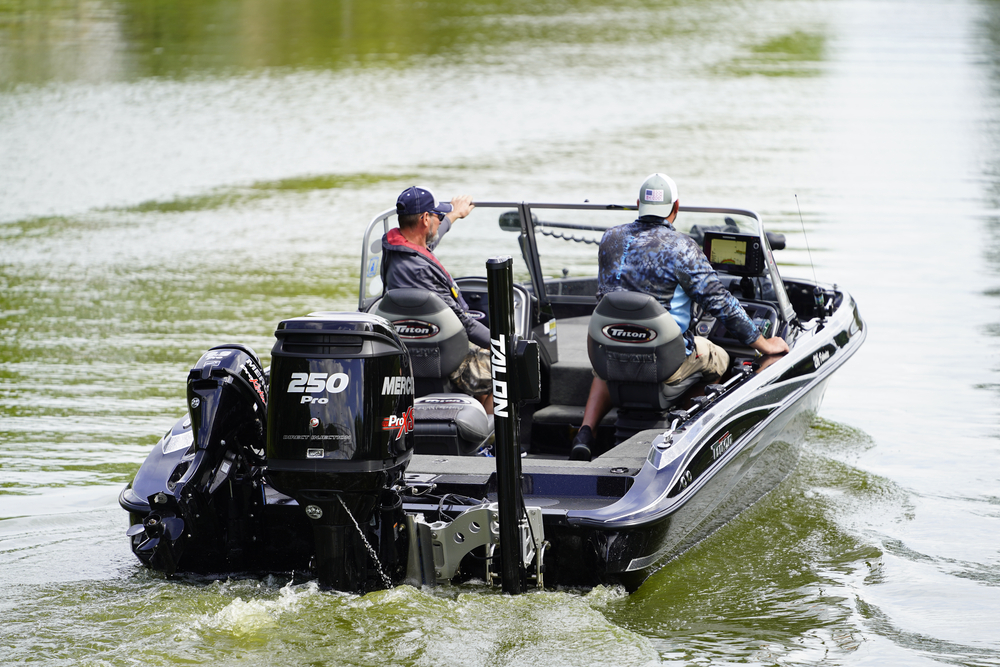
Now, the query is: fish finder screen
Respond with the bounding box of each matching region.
[708,238,747,266]
[703,231,764,276]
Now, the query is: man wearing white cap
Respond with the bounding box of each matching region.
[571,174,789,460]
[382,186,494,413]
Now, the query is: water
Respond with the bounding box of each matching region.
[2,0,1000,664]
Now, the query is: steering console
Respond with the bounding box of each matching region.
[694,301,779,346]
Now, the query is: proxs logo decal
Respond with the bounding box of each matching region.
[382,407,414,440]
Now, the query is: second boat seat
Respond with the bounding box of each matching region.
[412,394,493,456]
[375,288,493,456]
[587,290,700,442]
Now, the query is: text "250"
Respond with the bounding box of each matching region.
[287,372,350,394]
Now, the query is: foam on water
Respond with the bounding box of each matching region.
[189,580,322,637]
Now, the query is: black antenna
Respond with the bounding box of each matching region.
[794,195,818,283]
[795,195,826,317]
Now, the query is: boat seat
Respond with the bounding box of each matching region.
[374,289,493,456]
[412,394,493,456]
[373,288,469,396]
[587,291,700,442]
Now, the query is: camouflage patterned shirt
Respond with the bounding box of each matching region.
[597,217,760,352]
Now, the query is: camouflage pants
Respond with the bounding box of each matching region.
[449,344,493,397]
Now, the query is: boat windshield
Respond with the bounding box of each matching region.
[671,209,759,239]
[359,203,793,322]
[516,203,793,321]
[522,205,762,289]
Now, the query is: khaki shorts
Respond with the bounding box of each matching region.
[665,336,730,385]
[449,344,493,397]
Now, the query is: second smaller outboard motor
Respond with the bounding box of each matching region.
[266,313,413,592]
[123,344,268,574]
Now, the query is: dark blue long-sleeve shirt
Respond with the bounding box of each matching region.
[381,220,491,349]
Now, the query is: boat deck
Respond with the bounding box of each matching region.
[406,429,655,512]
[528,316,620,455]
[404,315,657,511]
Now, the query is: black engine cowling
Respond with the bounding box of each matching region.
[265,312,414,591]
[122,343,268,573]
[122,314,416,592]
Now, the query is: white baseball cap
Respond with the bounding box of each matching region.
[637,173,678,218]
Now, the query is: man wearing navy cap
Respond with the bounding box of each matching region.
[381,186,493,412]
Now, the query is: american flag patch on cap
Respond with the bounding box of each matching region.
[644,189,664,202]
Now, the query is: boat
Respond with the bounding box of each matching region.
[119,200,865,593]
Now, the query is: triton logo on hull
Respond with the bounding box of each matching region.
[602,323,657,343]
[711,432,733,461]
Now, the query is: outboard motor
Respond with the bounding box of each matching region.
[124,344,268,574]
[588,291,699,443]
[265,313,413,592]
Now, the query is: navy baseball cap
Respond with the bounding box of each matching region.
[396,186,453,218]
